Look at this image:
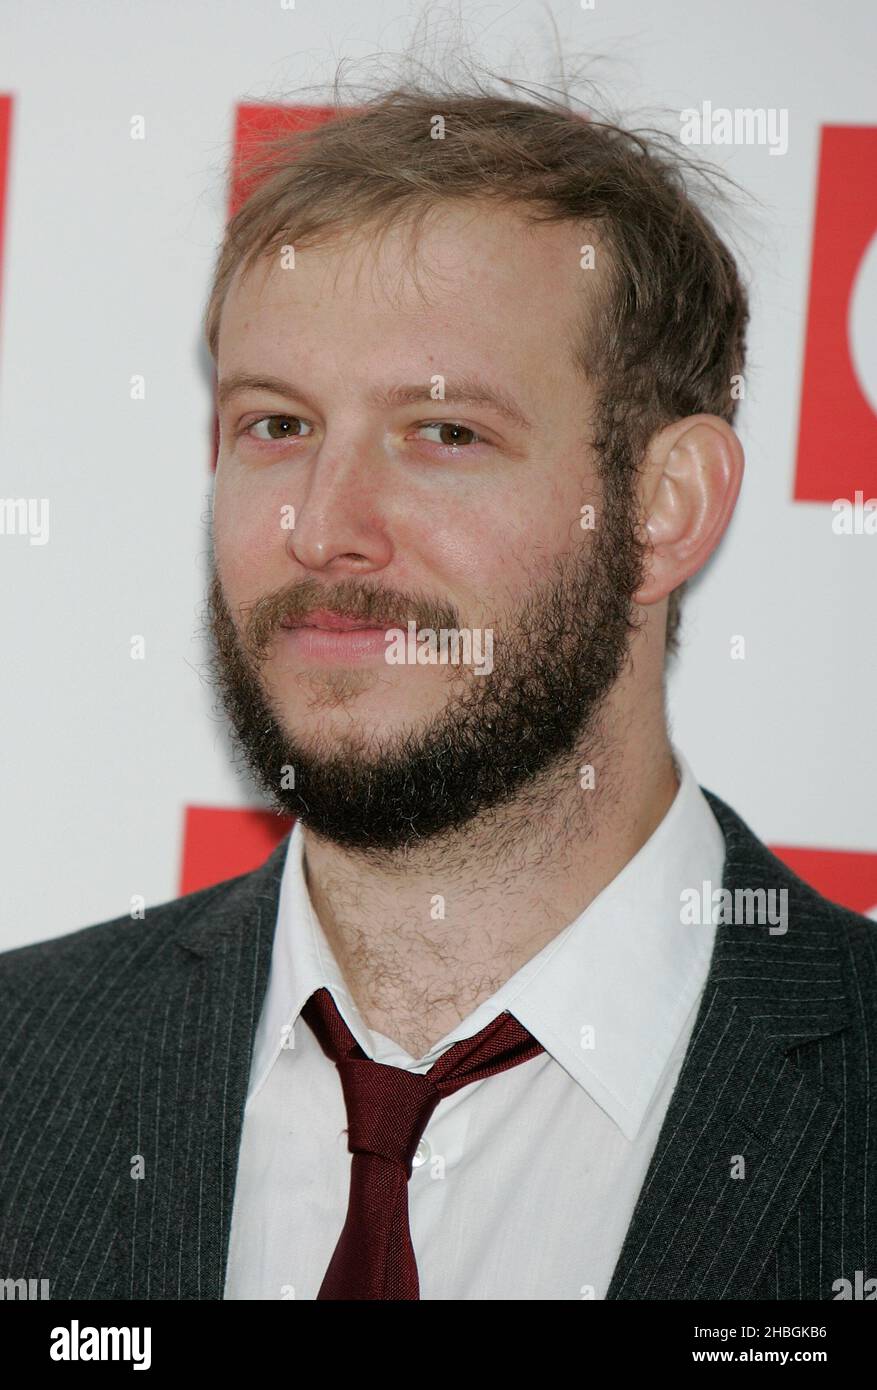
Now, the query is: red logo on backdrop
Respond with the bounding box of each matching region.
[229,102,336,217]
[180,806,293,895]
[794,125,877,500]
[770,844,877,921]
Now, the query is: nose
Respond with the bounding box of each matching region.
[287,445,394,576]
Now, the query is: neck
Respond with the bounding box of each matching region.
[301,695,679,1060]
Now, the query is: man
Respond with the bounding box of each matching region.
[1,85,874,1302]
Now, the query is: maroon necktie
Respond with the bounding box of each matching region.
[301,985,545,1300]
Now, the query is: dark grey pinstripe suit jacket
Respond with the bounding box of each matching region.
[1,788,874,1300]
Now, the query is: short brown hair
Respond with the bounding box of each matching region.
[204,75,749,660]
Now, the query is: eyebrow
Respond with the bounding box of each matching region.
[216,371,534,432]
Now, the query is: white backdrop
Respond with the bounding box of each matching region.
[0,0,875,949]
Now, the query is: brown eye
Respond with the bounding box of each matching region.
[249,416,311,441]
[418,422,484,447]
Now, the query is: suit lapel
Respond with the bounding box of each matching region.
[606,789,849,1299]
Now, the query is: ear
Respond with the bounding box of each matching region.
[633,413,744,606]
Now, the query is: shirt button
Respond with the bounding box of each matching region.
[412,1138,431,1168]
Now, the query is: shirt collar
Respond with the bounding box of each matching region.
[246,748,725,1141]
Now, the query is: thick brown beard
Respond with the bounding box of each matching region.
[202,491,646,857]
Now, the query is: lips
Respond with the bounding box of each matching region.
[282,608,393,632]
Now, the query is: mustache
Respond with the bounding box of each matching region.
[222,575,461,659]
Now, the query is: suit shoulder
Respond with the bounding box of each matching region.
[702,782,877,956]
[0,865,258,986]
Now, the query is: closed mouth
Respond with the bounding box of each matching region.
[280,609,396,633]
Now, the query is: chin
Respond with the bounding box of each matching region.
[279,674,444,718]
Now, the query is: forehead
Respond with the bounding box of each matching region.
[217,202,596,384]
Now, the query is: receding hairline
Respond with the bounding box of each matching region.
[211,194,614,388]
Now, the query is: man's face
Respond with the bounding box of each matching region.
[208,202,646,851]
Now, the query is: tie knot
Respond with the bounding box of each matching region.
[301,985,545,1189]
[337,1057,440,1173]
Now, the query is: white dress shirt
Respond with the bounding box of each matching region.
[224,748,725,1300]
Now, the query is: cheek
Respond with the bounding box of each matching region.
[424,513,532,618]
[434,484,574,594]
[212,469,285,598]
